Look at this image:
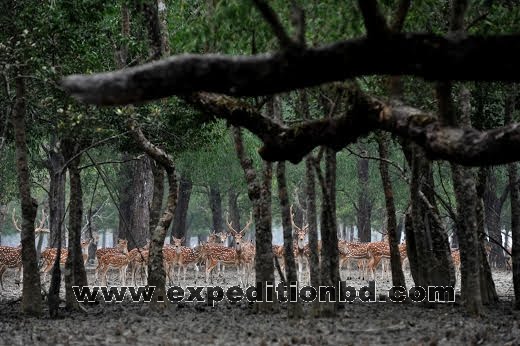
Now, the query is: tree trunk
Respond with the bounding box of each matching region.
[171,174,192,241]
[509,161,520,309]
[481,167,507,268]
[12,75,42,316]
[62,140,88,310]
[317,148,340,316]
[149,160,165,234]
[377,132,406,288]
[208,184,224,233]
[47,136,66,248]
[276,160,302,318]
[232,124,274,313]
[357,145,372,242]
[228,187,241,231]
[132,155,154,249]
[117,152,134,243]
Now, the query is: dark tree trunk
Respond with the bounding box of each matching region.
[12,75,42,316]
[357,145,372,242]
[171,174,192,240]
[62,140,88,310]
[208,184,224,233]
[46,136,66,248]
[277,160,302,318]
[377,132,406,288]
[509,161,520,309]
[149,160,165,234]
[131,155,153,249]
[403,142,455,289]
[0,205,6,244]
[481,167,508,268]
[117,152,134,243]
[232,123,274,313]
[228,187,241,231]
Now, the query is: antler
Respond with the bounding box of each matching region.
[35,209,49,233]
[225,211,237,233]
[12,209,22,232]
[240,211,253,233]
[290,205,300,231]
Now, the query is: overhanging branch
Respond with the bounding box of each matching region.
[62,33,520,105]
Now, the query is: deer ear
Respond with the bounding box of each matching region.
[181,237,185,243]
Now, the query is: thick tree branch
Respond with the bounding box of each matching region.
[62,33,520,104]
[189,89,520,167]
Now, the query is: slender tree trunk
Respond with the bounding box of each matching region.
[118,152,134,243]
[228,187,241,231]
[130,156,154,249]
[209,184,224,233]
[277,160,302,318]
[62,140,88,310]
[377,132,406,288]
[232,124,274,313]
[171,174,192,241]
[357,146,372,242]
[12,75,42,316]
[298,89,320,316]
[149,160,165,234]
[47,137,66,248]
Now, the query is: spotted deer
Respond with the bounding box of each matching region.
[170,237,200,284]
[225,212,255,286]
[290,205,310,283]
[0,245,22,289]
[451,248,461,285]
[272,245,285,273]
[338,241,370,280]
[127,240,150,286]
[40,238,92,282]
[94,239,129,285]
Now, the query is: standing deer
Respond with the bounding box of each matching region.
[290,205,309,283]
[170,237,200,284]
[0,244,22,289]
[40,238,92,282]
[226,212,254,286]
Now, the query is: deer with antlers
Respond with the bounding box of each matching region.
[0,244,22,289]
[226,212,255,286]
[290,205,310,283]
[40,238,93,282]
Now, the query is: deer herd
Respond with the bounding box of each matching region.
[0,207,510,290]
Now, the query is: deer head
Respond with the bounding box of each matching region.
[216,232,229,245]
[207,230,218,244]
[226,212,252,251]
[290,205,308,249]
[172,237,185,254]
[116,239,129,254]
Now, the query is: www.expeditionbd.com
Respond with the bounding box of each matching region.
[73,281,455,305]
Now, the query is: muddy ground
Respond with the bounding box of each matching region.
[0,266,519,345]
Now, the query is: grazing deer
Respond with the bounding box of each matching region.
[0,245,22,289]
[290,205,309,283]
[94,239,129,285]
[226,212,255,286]
[170,237,200,284]
[40,238,92,282]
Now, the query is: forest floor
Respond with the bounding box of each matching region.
[0,266,519,346]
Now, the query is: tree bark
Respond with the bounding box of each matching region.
[12,75,42,316]
[377,132,406,288]
[62,140,88,310]
[171,174,192,241]
[208,184,224,233]
[149,160,165,233]
[46,136,66,248]
[232,123,274,313]
[357,145,372,242]
[276,160,302,318]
